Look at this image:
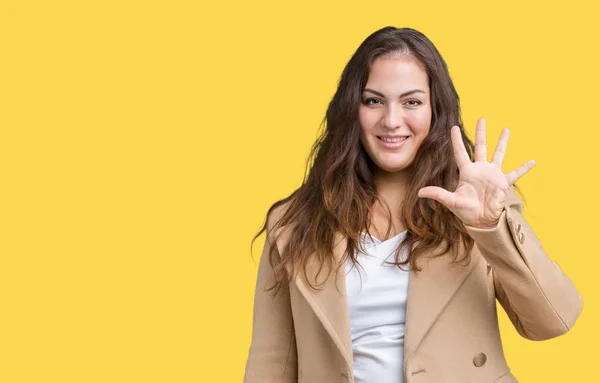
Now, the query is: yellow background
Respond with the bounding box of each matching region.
[1,0,598,381]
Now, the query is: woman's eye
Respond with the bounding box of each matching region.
[405,99,422,107]
[364,98,382,105]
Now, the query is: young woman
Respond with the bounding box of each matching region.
[244,26,583,383]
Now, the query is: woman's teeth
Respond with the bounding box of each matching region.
[379,136,407,142]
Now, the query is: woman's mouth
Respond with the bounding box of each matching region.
[377,136,408,149]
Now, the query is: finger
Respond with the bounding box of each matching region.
[492,128,510,167]
[418,186,457,209]
[451,125,471,169]
[474,118,487,163]
[505,160,536,185]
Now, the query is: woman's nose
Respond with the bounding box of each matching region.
[382,104,404,129]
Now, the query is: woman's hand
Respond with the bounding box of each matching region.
[418,118,536,229]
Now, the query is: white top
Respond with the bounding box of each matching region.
[345,230,410,383]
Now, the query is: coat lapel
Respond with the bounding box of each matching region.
[273,226,354,370]
[403,244,482,363]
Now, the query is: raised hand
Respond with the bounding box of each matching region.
[417,118,536,229]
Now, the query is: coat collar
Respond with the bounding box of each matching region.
[273,225,481,373]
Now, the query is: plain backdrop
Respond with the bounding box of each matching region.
[1,0,598,381]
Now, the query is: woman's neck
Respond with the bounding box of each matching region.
[373,168,412,211]
[368,168,413,239]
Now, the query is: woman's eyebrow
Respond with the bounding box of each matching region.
[363,88,426,98]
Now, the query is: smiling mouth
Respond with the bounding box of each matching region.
[377,136,408,142]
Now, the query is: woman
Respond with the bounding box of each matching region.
[244,26,583,383]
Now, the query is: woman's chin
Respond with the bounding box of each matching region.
[376,162,411,174]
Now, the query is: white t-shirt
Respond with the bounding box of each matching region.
[345,230,410,383]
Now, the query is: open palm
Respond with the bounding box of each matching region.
[418,118,536,229]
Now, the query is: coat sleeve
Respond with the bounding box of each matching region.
[244,210,298,383]
[464,187,583,341]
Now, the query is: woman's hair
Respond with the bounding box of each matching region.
[253,26,479,293]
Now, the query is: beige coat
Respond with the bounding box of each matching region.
[244,189,583,383]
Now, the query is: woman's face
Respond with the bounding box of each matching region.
[359,55,432,173]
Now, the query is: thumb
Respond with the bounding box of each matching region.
[418,186,455,209]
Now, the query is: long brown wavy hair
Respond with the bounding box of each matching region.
[253,26,480,293]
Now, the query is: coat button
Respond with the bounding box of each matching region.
[518,232,525,244]
[515,223,522,234]
[473,353,487,367]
